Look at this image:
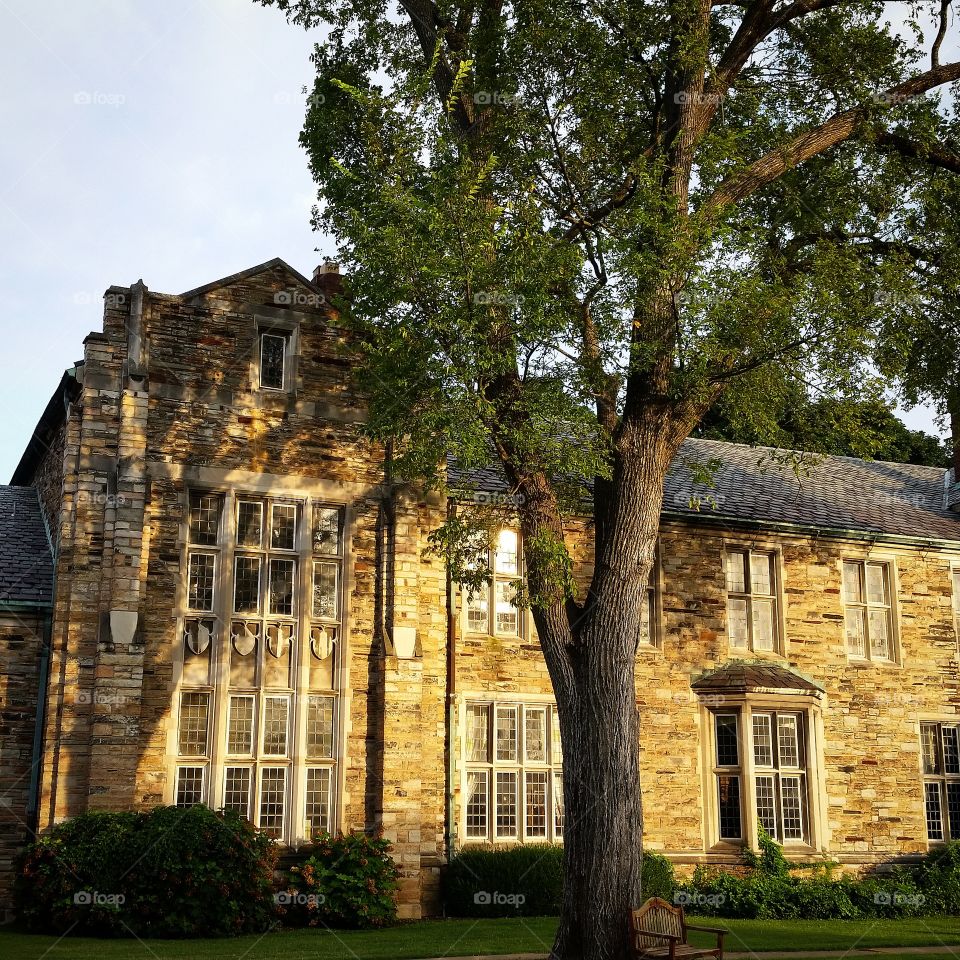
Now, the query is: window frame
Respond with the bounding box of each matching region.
[257,331,290,392]
[460,698,563,845]
[173,488,346,845]
[638,551,662,649]
[841,558,898,664]
[462,529,525,639]
[723,546,782,655]
[701,696,824,854]
[920,720,960,844]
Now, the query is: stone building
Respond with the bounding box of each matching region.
[1,257,960,919]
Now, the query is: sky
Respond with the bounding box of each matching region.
[0,1,950,482]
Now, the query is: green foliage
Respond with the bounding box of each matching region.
[14,806,277,937]
[443,846,673,917]
[444,844,563,917]
[279,831,399,929]
[678,828,954,920]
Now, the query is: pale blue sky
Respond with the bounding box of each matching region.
[0,1,948,482]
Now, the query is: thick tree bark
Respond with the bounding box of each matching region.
[518,419,680,960]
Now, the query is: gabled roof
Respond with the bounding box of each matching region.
[0,486,54,608]
[448,437,960,544]
[179,257,322,299]
[11,370,81,486]
[691,661,824,696]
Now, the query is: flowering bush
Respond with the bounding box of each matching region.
[278,831,399,928]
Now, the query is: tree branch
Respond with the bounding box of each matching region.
[932,0,951,69]
[700,60,960,219]
[873,130,960,174]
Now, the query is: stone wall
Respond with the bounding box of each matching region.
[0,613,46,919]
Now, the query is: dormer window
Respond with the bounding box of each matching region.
[259,332,288,390]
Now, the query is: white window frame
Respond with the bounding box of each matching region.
[920,720,960,844]
[461,698,563,844]
[841,558,897,663]
[173,489,347,844]
[952,565,960,649]
[724,547,781,654]
[701,697,824,853]
[462,529,524,638]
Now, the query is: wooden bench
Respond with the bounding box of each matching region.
[630,897,726,959]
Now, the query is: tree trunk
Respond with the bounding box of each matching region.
[538,420,678,960]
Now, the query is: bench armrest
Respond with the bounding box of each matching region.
[686,924,727,936]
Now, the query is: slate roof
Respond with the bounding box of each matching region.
[0,486,54,607]
[691,661,824,695]
[448,437,960,543]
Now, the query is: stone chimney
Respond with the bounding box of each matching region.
[312,260,342,301]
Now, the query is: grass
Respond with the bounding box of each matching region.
[3,916,960,959]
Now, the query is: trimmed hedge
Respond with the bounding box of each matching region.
[15,806,277,937]
[278,831,399,928]
[443,845,675,917]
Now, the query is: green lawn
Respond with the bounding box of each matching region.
[3,916,960,959]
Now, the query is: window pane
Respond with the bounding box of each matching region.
[234,556,262,614]
[725,551,747,593]
[751,553,773,595]
[926,781,945,841]
[755,775,778,837]
[777,715,801,768]
[305,768,332,835]
[269,558,296,616]
[189,493,221,545]
[953,569,960,617]
[843,562,863,603]
[552,710,562,763]
[466,584,489,633]
[307,695,335,759]
[175,766,204,808]
[943,726,960,775]
[525,771,548,838]
[948,783,960,841]
[922,724,941,775]
[496,771,519,838]
[525,707,547,762]
[715,714,739,767]
[495,706,518,761]
[227,695,254,755]
[780,775,805,841]
[271,504,297,550]
[495,529,518,574]
[494,580,519,635]
[178,692,209,756]
[466,704,490,762]
[263,696,289,756]
[260,334,286,389]
[223,767,251,818]
[312,561,338,620]
[313,506,341,555]
[727,598,748,648]
[845,607,866,657]
[866,563,888,605]
[187,552,216,612]
[259,768,287,838]
[465,770,488,838]
[868,609,891,660]
[236,501,262,547]
[639,588,654,643]
[752,714,773,767]
[554,772,564,837]
[717,775,742,840]
[752,598,775,651]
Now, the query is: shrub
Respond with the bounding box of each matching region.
[279,831,399,928]
[915,840,960,915]
[15,805,277,937]
[444,844,563,917]
[641,851,675,901]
